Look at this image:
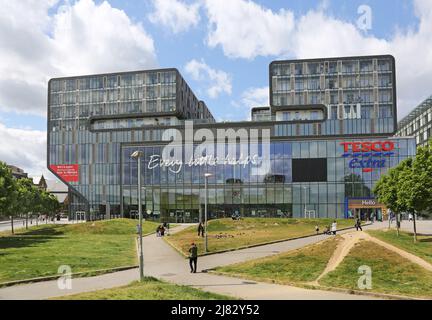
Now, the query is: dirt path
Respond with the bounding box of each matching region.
[311,231,432,285]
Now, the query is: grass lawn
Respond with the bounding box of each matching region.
[367,229,432,264]
[53,277,234,300]
[214,236,340,284]
[320,240,432,298]
[0,219,159,283]
[166,218,355,255]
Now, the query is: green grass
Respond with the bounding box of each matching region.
[367,229,432,264]
[320,240,432,298]
[0,219,159,283]
[214,236,340,284]
[166,218,356,255]
[53,277,235,300]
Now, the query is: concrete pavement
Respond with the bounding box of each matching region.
[0,222,384,300]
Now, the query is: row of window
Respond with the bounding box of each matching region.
[274,74,392,91]
[50,71,177,92]
[50,84,177,105]
[272,89,393,106]
[271,59,392,76]
[50,99,177,120]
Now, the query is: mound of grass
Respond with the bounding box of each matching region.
[167,218,355,255]
[53,277,235,300]
[320,240,432,298]
[367,229,432,264]
[0,219,159,283]
[215,236,340,284]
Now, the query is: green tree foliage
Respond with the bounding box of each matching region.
[374,139,432,242]
[0,162,18,218]
[0,161,62,233]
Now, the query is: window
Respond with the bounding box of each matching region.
[292,158,327,182]
[146,73,158,85]
[308,78,319,90]
[295,80,304,90]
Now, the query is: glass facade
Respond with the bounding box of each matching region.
[119,138,415,222]
[47,58,417,222]
[396,95,432,147]
[270,55,396,136]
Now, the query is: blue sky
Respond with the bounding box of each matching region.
[0,0,431,176]
[0,0,423,127]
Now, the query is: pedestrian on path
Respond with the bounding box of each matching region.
[197,222,204,237]
[189,242,198,273]
[315,225,319,234]
[355,218,362,231]
[331,221,337,235]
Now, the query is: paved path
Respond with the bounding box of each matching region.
[398,220,432,235]
[0,223,384,300]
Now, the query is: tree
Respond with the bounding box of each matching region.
[374,139,432,242]
[40,191,60,222]
[398,141,432,242]
[0,162,18,233]
[373,161,409,236]
[16,178,39,229]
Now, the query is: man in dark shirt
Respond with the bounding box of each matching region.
[189,242,198,273]
[197,222,204,237]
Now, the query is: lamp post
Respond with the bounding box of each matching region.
[131,150,144,282]
[303,186,307,218]
[204,173,212,253]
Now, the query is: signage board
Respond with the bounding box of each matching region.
[340,141,396,172]
[50,164,79,182]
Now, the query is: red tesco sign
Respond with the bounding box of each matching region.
[50,164,79,182]
[340,141,396,173]
[340,141,395,153]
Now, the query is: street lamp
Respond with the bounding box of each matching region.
[204,173,212,253]
[303,186,307,218]
[131,150,144,282]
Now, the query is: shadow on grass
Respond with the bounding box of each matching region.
[0,225,67,251]
[0,235,63,250]
[15,225,67,236]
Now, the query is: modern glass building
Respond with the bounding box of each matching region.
[396,95,432,147]
[47,56,416,222]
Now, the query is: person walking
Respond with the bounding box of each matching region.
[197,222,204,237]
[331,220,337,235]
[355,218,362,231]
[315,225,320,234]
[188,242,198,273]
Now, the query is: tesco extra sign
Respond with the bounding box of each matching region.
[340,141,396,172]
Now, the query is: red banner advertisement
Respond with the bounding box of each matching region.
[50,164,79,182]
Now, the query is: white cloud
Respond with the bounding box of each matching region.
[184,59,232,98]
[203,0,432,118]
[240,86,269,109]
[205,0,295,59]
[149,0,201,33]
[0,122,49,177]
[0,0,156,116]
[230,86,269,120]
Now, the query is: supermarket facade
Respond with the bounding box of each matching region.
[47,55,416,222]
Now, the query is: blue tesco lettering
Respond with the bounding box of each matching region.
[349,158,386,169]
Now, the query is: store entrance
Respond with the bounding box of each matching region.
[347,198,387,221]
